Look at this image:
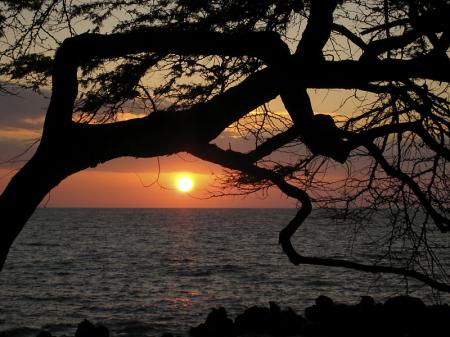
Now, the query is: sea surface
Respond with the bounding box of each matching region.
[1,208,449,337]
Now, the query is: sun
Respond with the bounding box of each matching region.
[177,177,194,193]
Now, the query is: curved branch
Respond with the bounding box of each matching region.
[282,249,450,293]
[63,29,291,66]
[188,143,450,293]
[44,29,291,130]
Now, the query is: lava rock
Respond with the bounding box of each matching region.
[304,295,334,324]
[234,303,305,336]
[190,307,234,337]
[234,305,271,334]
[424,304,450,336]
[382,296,426,336]
[271,306,305,336]
[316,295,333,309]
[36,331,52,337]
[75,319,109,337]
[95,325,109,337]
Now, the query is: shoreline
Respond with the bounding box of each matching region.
[2,295,449,337]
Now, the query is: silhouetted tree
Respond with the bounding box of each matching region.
[1,0,450,292]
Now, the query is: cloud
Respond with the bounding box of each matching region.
[0,87,49,128]
[21,115,45,126]
[0,86,47,165]
[0,127,41,141]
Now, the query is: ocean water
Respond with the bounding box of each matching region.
[0,208,449,337]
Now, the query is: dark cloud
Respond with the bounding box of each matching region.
[0,86,47,164]
[0,86,49,128]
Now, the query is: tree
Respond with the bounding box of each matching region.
[1,0,450,292]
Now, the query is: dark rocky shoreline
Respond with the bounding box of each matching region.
[4,295,450,337]
[189,295,450,337]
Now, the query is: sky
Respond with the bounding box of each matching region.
[0,85,356,208]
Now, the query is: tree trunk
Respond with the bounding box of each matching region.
[0,146,75,270]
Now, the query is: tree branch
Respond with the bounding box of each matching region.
[282,249,450,293]
[332,23,367,50]
[361,30,422,60]
[44,26,450,138]
[246,127,300,162]
[66,29,292,65]
[295,0,341,61]
[188,143,450,293]
[44,29,291,137]
[309,58,450,87]
[365,142,450,233]
[281,87,349,163]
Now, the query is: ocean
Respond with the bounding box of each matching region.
[0,208,449,337]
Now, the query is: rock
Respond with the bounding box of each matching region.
[305,295,335,323]
[358,296,375,312]
[316,295,333,308]
[234,306,271,334]
[75,320,95,337]
[191,302,306,337]
[190,307,234,337]
[348,296,378,336]
[36,331,52,337]
[304,295,333,323]
[269,301,281,315]
[234,303,305,336]
[304,304,318,323]
[384,295,425,314]
[383,295,426,327]
[331,303,362,336]
[360,296,424,337]
[424,304,450,336]
[271,307,305,336]
[305,296,375,337]
[95,325,109,337]
[75,319,109,337]
[186,295,449,337]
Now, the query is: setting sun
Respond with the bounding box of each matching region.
[177,177,194,193]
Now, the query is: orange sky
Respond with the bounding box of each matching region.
[0,159,297,208]
[0,87,357,208]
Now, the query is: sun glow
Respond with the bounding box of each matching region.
[177,177,194,193]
